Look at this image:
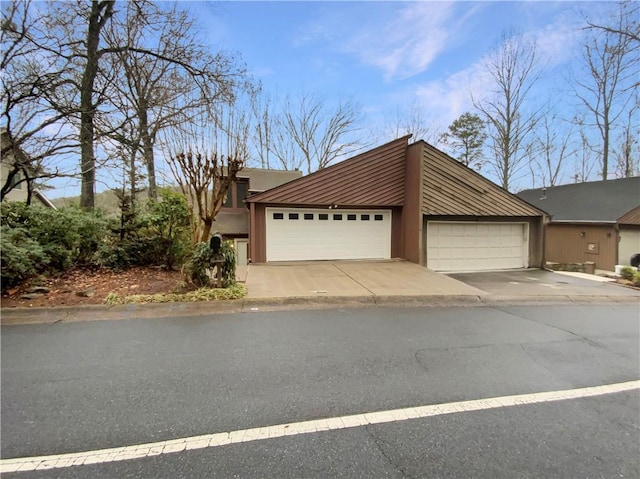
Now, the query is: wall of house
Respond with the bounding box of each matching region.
[618,225,640,266]
[544,223,618,271]
[401,145,423,264]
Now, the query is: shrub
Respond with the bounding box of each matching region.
[147,189,191,270]
[0,226,49,289]
[620,266,636,281]
[184,239,236,288]
[185,242,214,287]
[0,202,107,281]
[633,272,640,287]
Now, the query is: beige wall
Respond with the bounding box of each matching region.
[617,226,640,266]
[545,223,618,271]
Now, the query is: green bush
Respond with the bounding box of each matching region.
[0,226,49,289]
[147,188,191,270]
[185,239,236,288]
[620,266,636,281]
[0,202,107,287]
[633,272,640,287]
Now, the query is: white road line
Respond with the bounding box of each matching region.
[2,380,638,474]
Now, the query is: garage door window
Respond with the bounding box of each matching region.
[273,213,284,220]
[375,214,383,221]
[361,214,370,221]
[333,214,342,220]
[319,214,328,220]
[289,213,299,220]
[304,213,314,220]
[347,214,356,221]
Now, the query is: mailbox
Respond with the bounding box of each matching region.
[209,233,223,255]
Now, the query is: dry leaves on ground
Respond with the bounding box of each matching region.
[1,267,191,308]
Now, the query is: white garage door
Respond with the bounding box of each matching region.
[266,208,391,261]
[619,229,640,266]
[426,222,528,272]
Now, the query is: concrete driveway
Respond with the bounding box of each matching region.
[245,260,485,299]
[449,269,640,298]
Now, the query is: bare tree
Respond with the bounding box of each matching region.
[1,0,78,199]
[575,4,639,180]
[573,121,598,182]
[8,0,245,210]
[382,104,441,145]
[585,1,639,47]
[251,89,274,169]
[526,114,576,187]
[613,99,639,177]
[164,103,250,244]
[102,2,244,202]
[250,91,362,173]
[281,93,362,173]
[473,31,542,191]
[439,112,487,169]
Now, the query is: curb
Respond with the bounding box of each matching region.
[1,293,637,326]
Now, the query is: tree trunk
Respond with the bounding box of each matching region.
[79,0,114,210]
[138,104,157,201]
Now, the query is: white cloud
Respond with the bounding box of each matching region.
[344,2,457,80]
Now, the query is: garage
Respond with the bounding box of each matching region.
[265,208,391,261]
[426,222,529,272]
[619,229,640,266]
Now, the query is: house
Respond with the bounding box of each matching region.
[0,129,56,208]
[518,177,640,271]
[214,167,302,265]
[246,136,546,271]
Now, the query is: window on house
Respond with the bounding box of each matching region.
[9,170,24,190]
[223,188,233,208]
[319,214,328,220]
[374,214,383,221]
[361,214,370,221]
[236,180,249,207]
[289,213,299,220]
[273,213,284,220]
[304,213,314,220]
[333,214,342,220]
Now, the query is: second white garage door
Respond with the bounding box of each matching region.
[426,221,528,272]
[266,208,391,261]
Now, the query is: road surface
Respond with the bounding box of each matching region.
[2,304,639,477]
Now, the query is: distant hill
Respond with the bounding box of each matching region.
[52,189,153,216]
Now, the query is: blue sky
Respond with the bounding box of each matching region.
[188,1,605,128]
[49,1,626,197]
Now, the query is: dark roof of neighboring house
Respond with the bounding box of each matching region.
[517,177,640,222]
[246,136,410,206]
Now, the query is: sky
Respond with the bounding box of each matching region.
[189,1,606,123]
[47,1,628,198]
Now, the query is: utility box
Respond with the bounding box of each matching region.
[584,261,596,274]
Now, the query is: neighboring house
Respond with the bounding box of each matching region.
[214,167,302,265]
[518,177,640,270]
[246,136,546,272]
[0,129,56,208]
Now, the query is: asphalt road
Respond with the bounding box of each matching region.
[2,304,639,478]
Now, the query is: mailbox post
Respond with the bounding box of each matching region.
[209,233,224,288]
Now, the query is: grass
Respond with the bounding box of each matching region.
[104,283,247,305]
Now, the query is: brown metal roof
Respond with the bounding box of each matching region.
[417,142,543,217]
[618,206,640,225]
[246,136,410,206]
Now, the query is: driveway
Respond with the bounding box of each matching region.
[449,269,640,298]
[245,260,485,299]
